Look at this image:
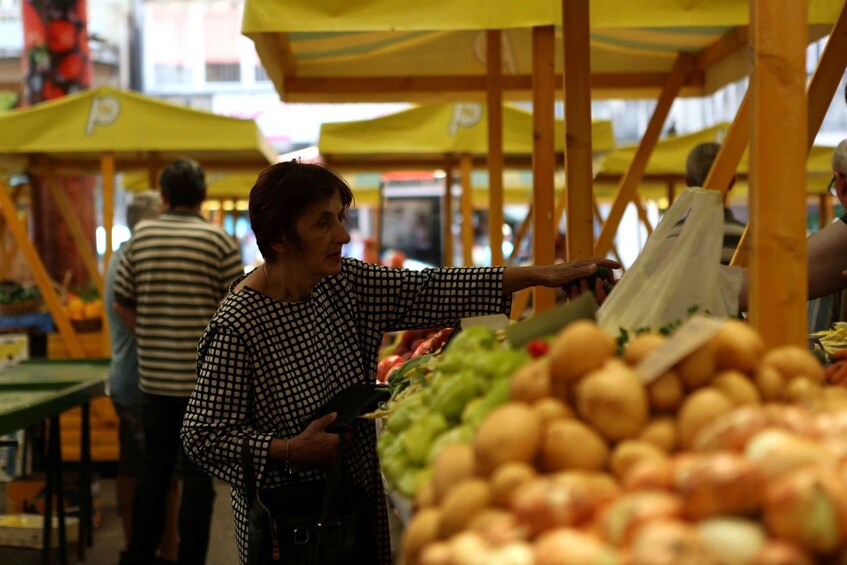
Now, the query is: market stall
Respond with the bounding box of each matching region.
[0,85,276,359]
[319,103,616,267]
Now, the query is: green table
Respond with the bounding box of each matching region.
[0,359,109,565]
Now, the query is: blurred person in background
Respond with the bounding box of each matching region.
[114,160,244,565]
[106,191,180,564]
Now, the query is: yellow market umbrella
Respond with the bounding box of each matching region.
[0,86,276,359]
[319,103,615,169]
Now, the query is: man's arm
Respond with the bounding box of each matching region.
[738,218,847,311]
[113,301,137,333]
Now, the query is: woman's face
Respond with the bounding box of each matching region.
[286,191,351,278]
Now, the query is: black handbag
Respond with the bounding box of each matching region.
[241,434,372,565]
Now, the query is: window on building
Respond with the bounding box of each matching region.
[204,7,240,85]
[154,64,193,85]
[255,65,270,82]
[205,62,241,83]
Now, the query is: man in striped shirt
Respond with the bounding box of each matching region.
[114,159,243,565]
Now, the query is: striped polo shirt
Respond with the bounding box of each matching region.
[113,211,243,396]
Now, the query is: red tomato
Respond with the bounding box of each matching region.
[46,20,77,53]
[376,354,405,383]
[526,339,550,358]
[58,53,84,81]
[428,328,455,351]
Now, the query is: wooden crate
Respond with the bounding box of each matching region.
[46,332,105,359]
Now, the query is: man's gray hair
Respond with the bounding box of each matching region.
[126,191,161,231]
[833,139,847,175]
[685,142,721,187]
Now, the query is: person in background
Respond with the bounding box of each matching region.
[668,141,747,265]
[106,191,180,564]
[740,140,847,311]
[114,159,244,565]
[180,161,620,565]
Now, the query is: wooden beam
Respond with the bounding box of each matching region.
[632,193,654,236]
[532,26,557,313]
[487,30,505,266]
[705,92,750,196]
[443,158,455,267]
[460,153,474,266]
[45,174,104,297]
[101,153,115,277]
[0,179,85,358]
[594,54,692,257]
[731,2,847,268]
[510,289,532,321]
[283,71,705,99]
[563,0,594,261]
[748,0,808,347]
[695,26,749,71]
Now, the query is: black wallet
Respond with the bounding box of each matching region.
[304,384,391,433]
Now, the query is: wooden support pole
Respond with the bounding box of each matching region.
[532,25,557,313]
[705,93,750,195]
[460,154,475,266]
[101,153,115,273]
[563,0,594,261]
[594,54,692,258]
[46,174,104,296]
[732,1,847,267]
[443,159,454,267]
[748,0,807,347]
[147,152,159,189]
[0,180,85,358]
[487,30,505,266]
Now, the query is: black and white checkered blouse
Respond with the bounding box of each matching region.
[181,258,510,564]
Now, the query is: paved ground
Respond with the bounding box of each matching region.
[0,476,239,565]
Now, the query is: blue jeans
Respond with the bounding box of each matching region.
[123,393,215,565]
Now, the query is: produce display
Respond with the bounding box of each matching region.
[379,317,847,565]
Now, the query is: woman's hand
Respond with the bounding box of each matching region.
[275,412,343,471]
[503,258,621,295]
[540,258,620,288]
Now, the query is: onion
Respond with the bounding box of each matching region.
[622,457,675,492]
[677,387,735,449]
[489,462,537,508]
[763,467,847,554]
[750,540,814,565]
[609,440,666,481]
[692,404,771,452]
[696,517,767,563]
[744,428,836,480]
[596,490,684,546]
[629,519,705,565]
[674,452,766,519]
[533,528,618,565]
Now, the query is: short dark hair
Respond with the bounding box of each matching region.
[685,142,721,187]
[249,161,354,261]
[159,159,206,208]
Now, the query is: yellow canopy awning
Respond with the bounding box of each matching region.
[599,123,836,183]
[0,86,277,171]
[319,103,615,164]
[243,1,840,102]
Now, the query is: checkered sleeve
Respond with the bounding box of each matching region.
[112,238,136,308]
[182,324,280,492]
[343,259,511,333]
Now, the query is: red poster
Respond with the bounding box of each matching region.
[21,0,93,105]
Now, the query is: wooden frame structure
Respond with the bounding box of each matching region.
[244,0,845,325]
[0,87,275,358]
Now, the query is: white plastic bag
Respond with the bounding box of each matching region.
[596,188,743,335]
